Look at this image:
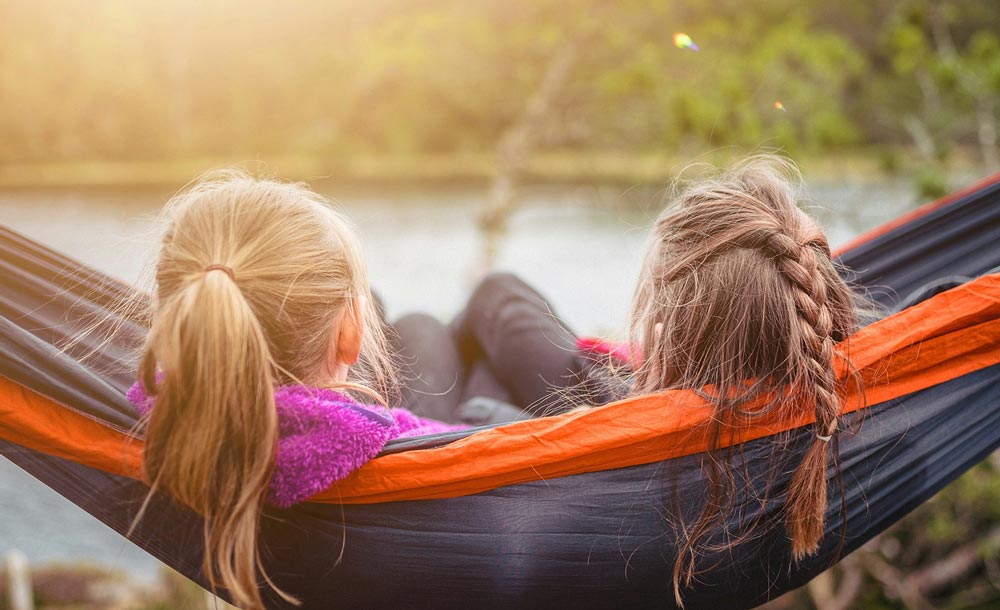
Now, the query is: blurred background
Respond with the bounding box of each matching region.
[1,0,999,608]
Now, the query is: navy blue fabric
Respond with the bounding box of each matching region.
[836,178,1000,308]
[3,365,999,609]
[0,225,146,393]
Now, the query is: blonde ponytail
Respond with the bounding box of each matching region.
[137,169,396,609]
[141,266,281,609]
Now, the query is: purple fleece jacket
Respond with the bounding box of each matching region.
[126,382,466,508]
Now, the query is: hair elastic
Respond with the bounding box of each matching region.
[816,417,838,443]
[204,264,236,282]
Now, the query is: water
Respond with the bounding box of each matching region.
[0,174,944,579]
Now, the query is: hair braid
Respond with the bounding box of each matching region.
[629,155,862,604]
[771,232,841,560]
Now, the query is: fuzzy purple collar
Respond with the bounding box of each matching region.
[126,382,465,507]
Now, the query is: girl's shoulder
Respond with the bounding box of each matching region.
[273,385,394,433]
[271,386,467,441]
[269,386,397,507]
[126,381,467,507]
[389,407,469,439]
[125,381,397,507]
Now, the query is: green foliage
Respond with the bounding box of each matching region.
[915,168,949,198]
[1,0,996,170]
[885,459,1000,603]
[878,148,902,174]
[880,0,1000,169]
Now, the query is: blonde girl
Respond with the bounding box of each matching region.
[128,170,461,609]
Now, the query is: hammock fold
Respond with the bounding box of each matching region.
[1,173,999,609]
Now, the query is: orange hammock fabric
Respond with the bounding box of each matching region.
[2,273,999,504]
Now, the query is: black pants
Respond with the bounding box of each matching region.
[391,273,610,425]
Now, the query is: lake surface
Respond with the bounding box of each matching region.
[0,174,963,579]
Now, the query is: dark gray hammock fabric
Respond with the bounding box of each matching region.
[1,175,999,609]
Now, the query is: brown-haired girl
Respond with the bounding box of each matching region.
[400,154,859,599]
[127,170,463,610]
[628,155,858,596]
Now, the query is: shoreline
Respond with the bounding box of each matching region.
[0,149,966,191]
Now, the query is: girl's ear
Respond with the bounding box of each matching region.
[336,296,365,366]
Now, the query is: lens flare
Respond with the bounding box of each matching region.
[673,32,699,51]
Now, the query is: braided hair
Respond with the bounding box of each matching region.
[628,155,859,603]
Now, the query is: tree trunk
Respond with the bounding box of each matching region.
[902,114,937,163]
[976,95,999,171]
[478,41,579,270]
[807,555,864,610]
[906,522,1000,596]
[5,550,34,610]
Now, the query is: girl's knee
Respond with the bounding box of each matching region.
[467,271,533,316]
[393,312,454,355]
[473,271,525,298]
[394,311,445,333]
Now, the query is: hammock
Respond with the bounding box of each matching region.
[1,174,999,609]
